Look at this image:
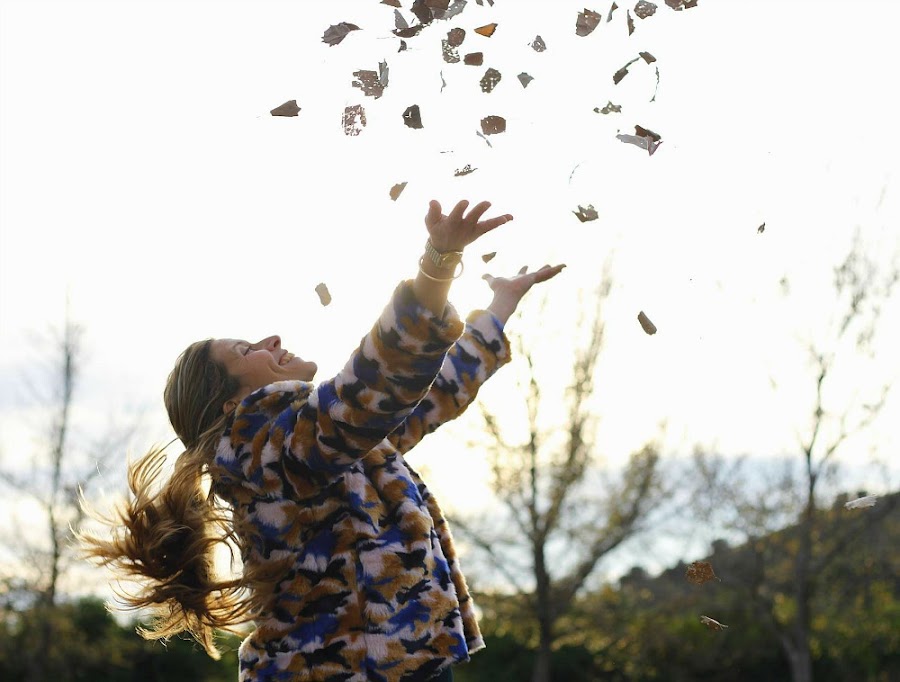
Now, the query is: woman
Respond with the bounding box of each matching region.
[81,198,565,681]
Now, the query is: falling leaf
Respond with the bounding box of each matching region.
[685,561,720,585]
[650,65,660,101]
[617,125,662,156]
[634,0,658,19]
[530,35,547,51]
[411,0,436,25]
[474,23,498,37]
[475,0,494,5]
[403,104,424,129]
[442,27,466,62]
[627,10,634,34]
[613,56,640,84]
[758,222,766,234]
[639,51,656,63]
[440,70,447,91]
[480,67,502,93]
[637,310,657,335]
[454,164,477,176]
[394,24,426,38]
[322,22,360,47]
[382,0,402,6]
[845,495,878,509]
[475,129,493,147]
[665,0,698,9]
[573,204,598,222]
[342,105,367,136]
[446,26,466,46]
[425,0,450,9]
[481,252,497,263]
[700,616,728,631]
[270,100,300,117]
[399,39,408,52]
[480,115,506,135]
[576,8,602,36]
[394,9,409,29]
[607,2,618,21]
[315,283,332,306]
[518,72,534,88]
[436,0,468,20]
[464,52,484,65]
[594,101,622,114]
[352,61,389,99]
[389,182,408,201]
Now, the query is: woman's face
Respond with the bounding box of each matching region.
[211,335,317,396]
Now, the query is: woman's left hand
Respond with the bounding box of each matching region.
[483,263,566,325]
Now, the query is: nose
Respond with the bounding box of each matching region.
[256,335,281,351]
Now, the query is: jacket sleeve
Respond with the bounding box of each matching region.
[216,280,465,496]
[387,308,511,455]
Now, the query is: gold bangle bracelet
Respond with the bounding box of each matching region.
[418,256,464,281]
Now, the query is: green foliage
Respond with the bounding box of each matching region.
[0,597,240,682]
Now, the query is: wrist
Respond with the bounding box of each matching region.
[424,239,464,270]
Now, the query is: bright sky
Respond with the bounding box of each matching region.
[2,0,899,592]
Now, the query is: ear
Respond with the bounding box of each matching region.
[223,399,239,415]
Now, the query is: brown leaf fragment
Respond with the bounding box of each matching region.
[700,615,728,631]
[389,181,408,201]
[517,72,534,88]
[435,0,468,21]
[613,56,639,84]
[411,0,436,25]
[627,10,635,34]
[270,100,300,117]
[315,283,332,306]
[637,310,657,335]
[634,1,658,19]
[454,164,477,176]
[403,104,424,129]
[665,0,698,9]
[758,222,766,234]
[595,101,622,114]
[342,105,367,136]
[480,67,502,93]
[640,51,656,63]
[480,115,506,135]
[474,23,498,37]
[475,0,494,5]
[394,9,409,29]
[464,52,484,66]
[394,24,426,38]
[617,125,662,155]
[425,0,450,9]
[322,22,360,47]
[399,40,408,52]
[576,8,602,36]
[607,2,618,21]
[475,129,493,147]
[685,561,720,585]
[442,41,460,62]
[382,0,402,6]
[352,61,389,99]
[481,251,497,263]
[446,26,466,46]
[573,204,599,222]
[530,35,547,51]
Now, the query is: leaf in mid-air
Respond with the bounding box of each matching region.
[270,100,300,117]
[322,22,360,46]
[637,311,657,335]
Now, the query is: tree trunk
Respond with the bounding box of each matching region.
[786,643,813,682]
[531,615,553,682]
[531,541,554,682]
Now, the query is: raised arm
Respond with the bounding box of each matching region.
[389,263,567,454]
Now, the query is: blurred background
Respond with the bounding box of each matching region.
[1,0,898,680]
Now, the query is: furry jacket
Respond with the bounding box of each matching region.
[212,280,511,681]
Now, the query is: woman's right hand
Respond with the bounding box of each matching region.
[424,199,513,252]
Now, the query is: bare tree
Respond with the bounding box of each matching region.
[450,276,668,682]
[0,309,137,678]
[693,230,899,682]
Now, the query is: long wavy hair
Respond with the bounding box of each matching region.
[79,340,275,658]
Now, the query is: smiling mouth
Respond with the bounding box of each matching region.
[279,352,295,366]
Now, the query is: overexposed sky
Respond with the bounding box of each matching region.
[2,0,899,589]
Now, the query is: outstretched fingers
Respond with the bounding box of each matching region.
[531,264,566,282]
